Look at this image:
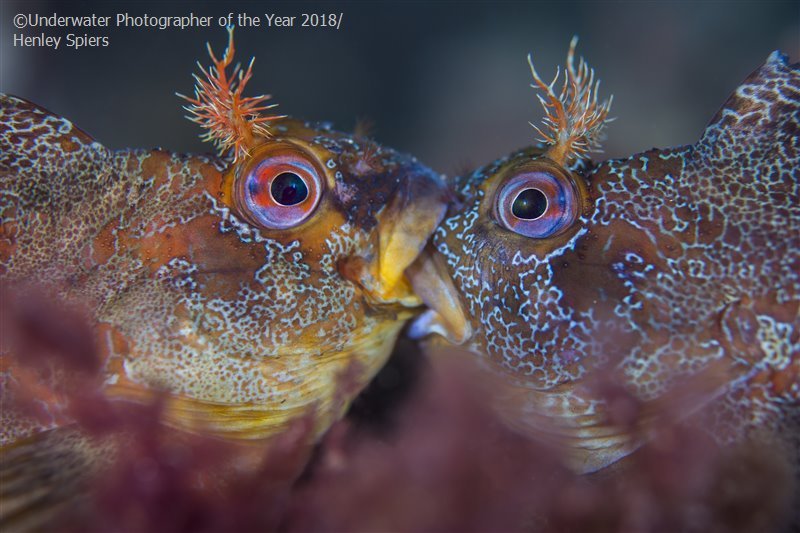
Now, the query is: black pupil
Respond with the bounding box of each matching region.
[270,172,309,206]
[511,188,548,220]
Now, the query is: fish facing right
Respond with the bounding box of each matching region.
[0,28,449,529]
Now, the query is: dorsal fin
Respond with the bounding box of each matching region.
[0,94,106,187]
[699,51,800,149]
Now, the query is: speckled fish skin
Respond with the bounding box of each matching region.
[0,94,447,446]
[418,51,799,473]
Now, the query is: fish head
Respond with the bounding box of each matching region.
[92,116,448,440]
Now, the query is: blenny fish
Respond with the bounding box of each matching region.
[0,27,447,524]
[411,39,799,474]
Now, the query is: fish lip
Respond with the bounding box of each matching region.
[406,244,472,345]
[338,165,451,309]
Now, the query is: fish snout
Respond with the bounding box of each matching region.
[406,244,472,344]
[338,164,452,311]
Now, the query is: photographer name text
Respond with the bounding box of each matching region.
[11,12,344,50]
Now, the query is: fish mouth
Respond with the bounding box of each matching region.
[338,165,456,312]
[405,244,472,344]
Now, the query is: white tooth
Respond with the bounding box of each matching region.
[408,309,464,343]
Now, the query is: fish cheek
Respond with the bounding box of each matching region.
[550,229,629,320]
[549,221,674,358]
[268,204,353,266]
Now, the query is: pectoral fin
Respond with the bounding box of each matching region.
[0,427,108,532]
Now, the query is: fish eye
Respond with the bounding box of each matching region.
[270,172,308,206]
[511,188,548,219]
[495,169,579,238]
[235,148,324,229]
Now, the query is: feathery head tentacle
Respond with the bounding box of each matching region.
[528,36,613,165]
[178,25,285,161]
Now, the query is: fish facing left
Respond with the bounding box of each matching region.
[0,27,448,526]
[410,39,799,476]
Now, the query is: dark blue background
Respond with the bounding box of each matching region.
[2,0,798,175]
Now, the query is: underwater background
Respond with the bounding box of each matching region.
[2,0,798,176]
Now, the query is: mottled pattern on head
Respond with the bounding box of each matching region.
[429,51,799,471]
[0,90,445,444]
